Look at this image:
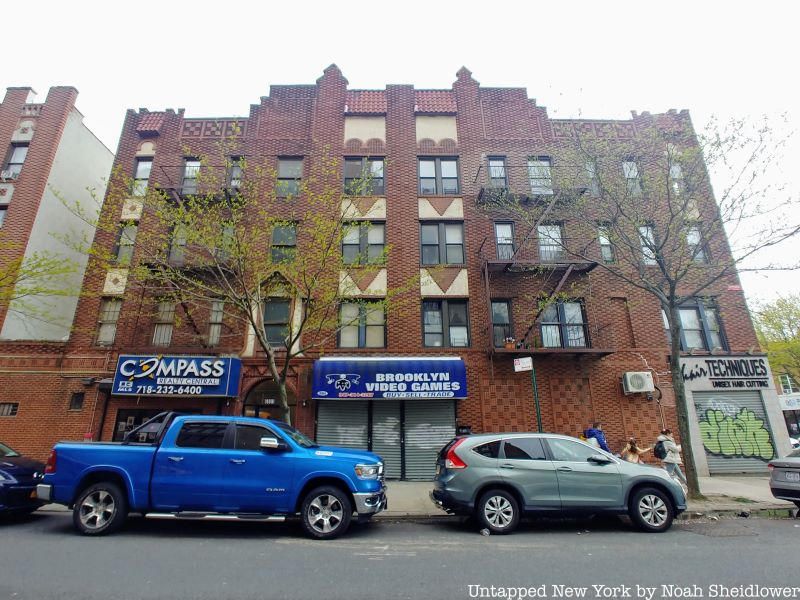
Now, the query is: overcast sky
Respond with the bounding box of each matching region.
[4,0,798,306]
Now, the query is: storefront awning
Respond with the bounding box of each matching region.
[312,356,467,400]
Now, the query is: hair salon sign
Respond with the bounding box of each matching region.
[680,356,772,391]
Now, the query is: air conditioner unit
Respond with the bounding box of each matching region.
[622,371,655,395]
[1,170,18,181]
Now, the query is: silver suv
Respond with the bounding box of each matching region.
[432,433,686,534]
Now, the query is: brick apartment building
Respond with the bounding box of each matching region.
[0,67,789,479]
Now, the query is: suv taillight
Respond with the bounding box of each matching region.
[767,463,774,472]
[445,438,467,469]
[44,449,57,474]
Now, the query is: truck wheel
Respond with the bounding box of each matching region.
[300,486,352,540]
[73,482,128,536]
[629,487,674,533]
[476,489,519,534]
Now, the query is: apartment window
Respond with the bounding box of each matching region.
[152,301,176,346]
[494,222,514,260]
[686,224,707,263]
[215,222,235,261]
[421,222,464,265]
[229,157,242,189]
[271,223,297,263]
[4,144,28,177]
[639,225,657,265]
[182,159,200,195]
[586,160,600,196]
[0,206,7,228]
[277,158,303,197]
[0,403,19,417]
[344,157,384,195]
[169,223,187,265]
[69,392,85,411]
[132,158,152,196]
[423,300,469,347]
[342,222,385,265]
[208,300,224,346]
[623,159,642,196]
[418,158,459,195]
[488,157,507,188]
[537,224,565,262]
[540,301,588,348]
[338,301,386,348]
[96,298,122,345]
[597,224,615,263]
[491,300,512,348]
[264,299,291,347]
[670,163,684,197]
[115,223,138,264]
[780,374,799,395]
[678,300,725,351]
[528,157,553,195]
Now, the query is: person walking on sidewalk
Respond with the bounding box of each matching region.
[620,438,651,464]
[656,429,687,485]
[584,422,611,453]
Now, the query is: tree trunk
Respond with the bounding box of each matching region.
[668,303,701,498]
[263,345,292,427]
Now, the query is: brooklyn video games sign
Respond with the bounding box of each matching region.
[112,355,242,397]
[681,356,771,390]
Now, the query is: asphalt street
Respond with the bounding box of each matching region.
[1,512,797,600]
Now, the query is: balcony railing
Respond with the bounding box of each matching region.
[490,322,614,356]
[473,164,589,206]
[479,236,595,269]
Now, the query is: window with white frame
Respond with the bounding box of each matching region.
[152,301,176,346]
[0,206,7,228]
[669,162,684,197]
[780,374,799,395]
[686,224,707,263]
[597,224,615,263]
[229,157,242,189]
[338,301,385,348]
[623,159,642,196]
[488,157,507,188]
[528,157,553,195]
[537,224,565,261]
[639,225,657,265]
[494,222,514,260]
[96,298,122,345]
[182,159,200,195]
[586,159,600,196]
[133,158,152,196]
[5,144,28,177]
[208,300,224,346]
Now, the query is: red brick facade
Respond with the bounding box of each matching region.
[0,67,759,467]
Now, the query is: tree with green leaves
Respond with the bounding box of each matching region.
[479,116,799,497]
[754,293,800,387]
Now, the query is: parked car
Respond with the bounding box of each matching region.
[432,433,686,534]
[38,413,386,539]
[768,448,800,508]
[0,442,45,516]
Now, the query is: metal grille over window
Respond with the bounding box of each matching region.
[537,224,565,262]
[541,301,587,348]
[0,402,19,417]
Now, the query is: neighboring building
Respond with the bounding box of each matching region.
[776,373,800,438]
[0,67,789,479]
[0,86,114,340]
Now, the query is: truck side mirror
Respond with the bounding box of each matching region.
[260,436,288,451]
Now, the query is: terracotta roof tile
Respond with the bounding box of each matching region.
[345,91,386,114]
[136,112,165,134]
[415,90,456,114]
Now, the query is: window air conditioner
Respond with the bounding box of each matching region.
[622,371,655,395]
[1,170,18,180]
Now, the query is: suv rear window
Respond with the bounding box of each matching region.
[472,440,501,458]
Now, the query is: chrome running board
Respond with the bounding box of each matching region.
[145,512,286,522]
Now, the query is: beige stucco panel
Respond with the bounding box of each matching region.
[103,268,129,296]
[0,183,13,204]
[341,197,386,220]
[136,141,156,157]
[420,268,468,296]
[339,269,387,297]
[418,197,463,219]
[121,198,144,221]
[11,120,35,142]
[416,116,457,143]
[344,116,386,144]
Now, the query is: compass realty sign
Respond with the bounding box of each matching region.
[312,356,468,399]
[112,355,242,397]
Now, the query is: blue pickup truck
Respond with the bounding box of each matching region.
[37,413,386,539]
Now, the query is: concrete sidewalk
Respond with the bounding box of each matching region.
[379,476,797,520]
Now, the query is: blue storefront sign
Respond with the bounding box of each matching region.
[112,355,242,397]
[312,356,467,400]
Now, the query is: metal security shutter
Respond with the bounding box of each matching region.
[372,401,402,479]
[693,391,776,474]
[404,400,456,480]
[316,401,369,450]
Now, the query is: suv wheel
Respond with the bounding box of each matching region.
[629,487,674,532]
[476,489,519,534]
[300,486,352,540]
[73,482,128,536]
